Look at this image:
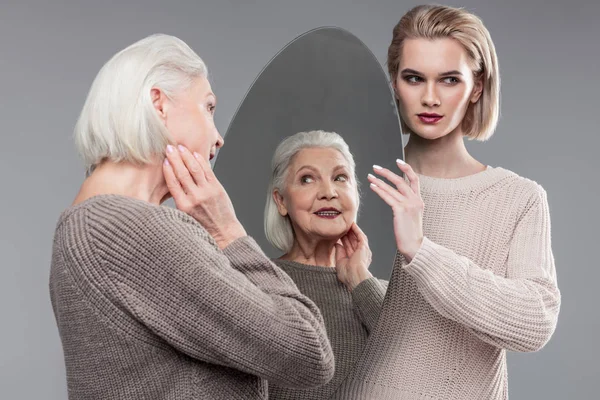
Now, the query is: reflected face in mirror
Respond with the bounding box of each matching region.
[153,76,224,161]
[216,27,402,266]
[394,38,483,140]
[274,147,358,241]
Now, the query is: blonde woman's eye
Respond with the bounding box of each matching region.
[404,75,422,84]
[208,103,216,114]
[443,77,460,85]
[335,174,348,182]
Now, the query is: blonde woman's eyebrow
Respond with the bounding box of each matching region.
[401,68,463,77]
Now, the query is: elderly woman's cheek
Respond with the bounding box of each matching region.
[344,188,359,224]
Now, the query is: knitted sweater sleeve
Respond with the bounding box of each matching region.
[91,205,334,388]
[402,186,560,352]
[351,278,389,333]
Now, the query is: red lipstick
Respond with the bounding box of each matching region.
[417,113,443,124]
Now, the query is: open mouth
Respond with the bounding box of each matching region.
[314,208,342,218]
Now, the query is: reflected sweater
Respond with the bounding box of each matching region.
[268,260,388,400]
[333,166,561,400]
[49,194,334,400]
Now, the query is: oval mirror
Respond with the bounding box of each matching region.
[214,27,404,279]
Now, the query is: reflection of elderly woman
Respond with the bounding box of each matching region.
[264,130,387,399]
[49,35,334,399]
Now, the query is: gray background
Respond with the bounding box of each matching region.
[1,0,597,399]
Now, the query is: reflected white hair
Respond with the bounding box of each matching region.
[74,34,208,174]
[264,130,359,253]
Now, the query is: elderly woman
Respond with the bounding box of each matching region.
[49,34,334,400]
[264,130,388,400]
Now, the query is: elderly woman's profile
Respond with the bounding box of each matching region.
[48,34,334,400]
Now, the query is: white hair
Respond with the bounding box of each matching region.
[264,130,359,253]
[74,34,208,174]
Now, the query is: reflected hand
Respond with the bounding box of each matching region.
[335,223,373,291]
[368,160,423,262]
[163,144,246,249]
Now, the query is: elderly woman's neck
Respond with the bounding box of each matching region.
[280,239,337,268]
[73,160,170,206]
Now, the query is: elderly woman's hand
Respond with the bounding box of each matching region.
[335,223,373,291]
[368,160,424,262]
[163,144,246,249]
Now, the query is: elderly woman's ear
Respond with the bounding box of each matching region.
[272,189,288,217]
[151,87,169,123]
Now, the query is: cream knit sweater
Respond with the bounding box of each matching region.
[333,166,561,400]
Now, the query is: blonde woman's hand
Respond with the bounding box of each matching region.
[368,160,424,262]
[335,223,373,291]
[163,144,246,249]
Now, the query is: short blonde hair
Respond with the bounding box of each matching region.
[74,34,208,174]
[264,130,359,253]
[388,4,500,141]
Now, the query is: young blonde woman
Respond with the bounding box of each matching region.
[333,5,561,399]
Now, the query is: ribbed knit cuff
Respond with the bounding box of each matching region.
[222,236,264,265]
[352,277,387,332]
[403,236,447,288]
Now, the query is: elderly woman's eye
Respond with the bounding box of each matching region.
[300,175,314,184]
[335,174,348,182]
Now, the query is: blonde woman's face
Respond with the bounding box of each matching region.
[394,38,482,140]
[274,147,358,242]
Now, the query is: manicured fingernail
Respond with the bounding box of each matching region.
[164,158,170,166]
[396,159,406,165]
[178,145,186,153]
[373,165,383,170]
[166,145,174,153]
[193,152,200,159]
[370,183,378,188]
[368,173,375,179]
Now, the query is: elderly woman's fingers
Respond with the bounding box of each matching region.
[165,145,196,194]
[192,150,217,183]
[176,145,206,186]
[342,235,354,255]
[335,242,347,263]
[347,224,360,249]
[163,158,187,205]
[352,223,369,244]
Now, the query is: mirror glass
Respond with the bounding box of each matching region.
[215,27,404,278]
